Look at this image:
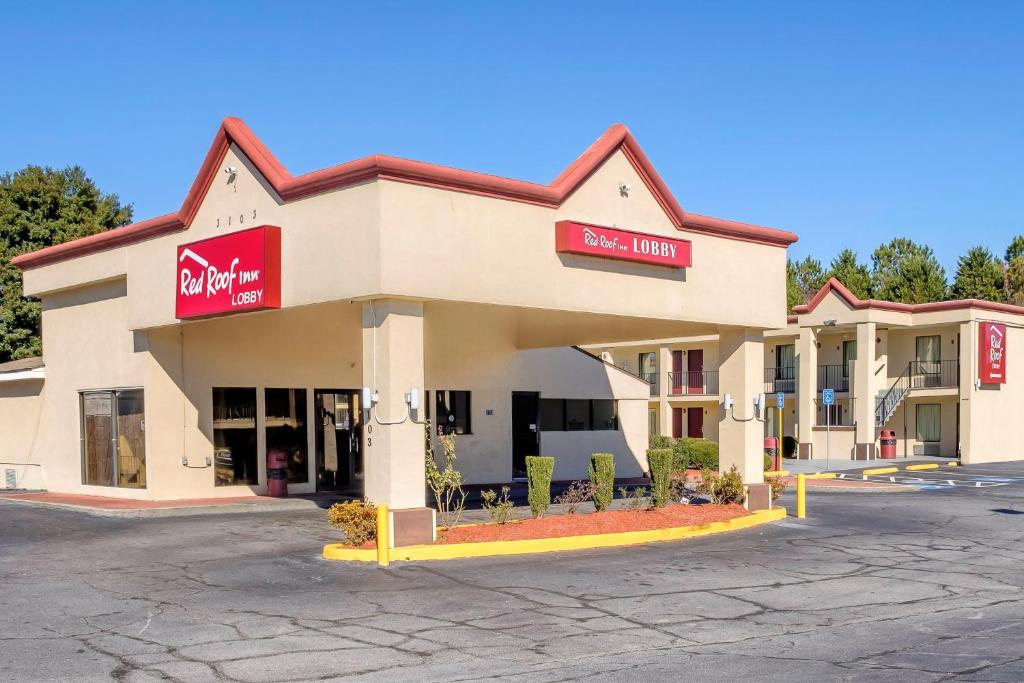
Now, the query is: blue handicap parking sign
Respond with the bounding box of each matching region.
[776,392,785,408]
[822,388,835,405]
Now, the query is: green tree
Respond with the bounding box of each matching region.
[950,246,1005,302]
[1006,257,1024,306]
[1005,235,1024,264]
[0,166,132,361]
[870,237,948,304]
[786,256,826,312]
[827,248,871,299]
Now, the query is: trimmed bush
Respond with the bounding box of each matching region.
[647,448,674,508]
[327,499,377,547]
[525,455,554,518]
[649,434,673,450]
[674,438,719,470]
[671,438,688,471]
[588,452,615,512]
[764,453,773,471]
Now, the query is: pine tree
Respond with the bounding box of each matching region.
[870,238,948,304]
[786,256,826,312]
[950,246,1005,302]
[827,249,871,299]
[0,166,132,361]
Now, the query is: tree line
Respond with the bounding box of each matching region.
[788,237,1024,313]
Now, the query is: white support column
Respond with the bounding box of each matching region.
[796,327,818,459]
[718,328,764,485]
[361,299,426,509]
[854,322,878,459]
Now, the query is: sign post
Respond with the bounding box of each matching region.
[776,392,785,460]
[822,388,835,471]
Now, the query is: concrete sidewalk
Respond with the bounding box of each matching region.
[0,490,348,518]
[781,454,954,475]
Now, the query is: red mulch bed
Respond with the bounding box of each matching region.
[438,503,748,544]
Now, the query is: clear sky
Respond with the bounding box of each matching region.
[2,1,1021,274]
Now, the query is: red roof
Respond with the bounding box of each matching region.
[794,277,1024,317]
[13,118,798,269]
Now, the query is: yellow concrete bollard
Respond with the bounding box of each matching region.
[376,504,390,567]
[796,474,806,519]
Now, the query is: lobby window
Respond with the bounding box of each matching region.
[916,404,940,443]
[435,390,471,435]
[80,389,146,489]
[539,398,565,431]
[265,388,308,483]
[540,399,619,431]
[213,387,258,486]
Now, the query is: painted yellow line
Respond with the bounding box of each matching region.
[905,463,940,471]
[764,470,790,477]
[863,466,899,476]
[805,472,838,480]
[323,507,787,563]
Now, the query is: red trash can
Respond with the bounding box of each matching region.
[764,436,780,471]
[879,430,897,460]
[267,449,289,497]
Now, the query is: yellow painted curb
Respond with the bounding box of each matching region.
[905,463,940,471]
[322,507,787,563]
[863,466,899,475]
[805,472,838,480]
[764,470,790,477]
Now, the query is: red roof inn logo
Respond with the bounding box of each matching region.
[979,322,1007,384]
[555,221,692,268]
[175,226,281,319]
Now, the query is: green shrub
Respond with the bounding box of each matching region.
[588,453,615,512]
[674,438,719,470]
[649,434,673,450]
[480,486,514,524]
[764,453,773,471]
[697,466,744,505]
[525,456,554,518]
[783,435,798,458]
[327,499,378,546]
[671,438,688,471]
[647,448,674,508]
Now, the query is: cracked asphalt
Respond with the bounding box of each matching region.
[3,463,1024,682]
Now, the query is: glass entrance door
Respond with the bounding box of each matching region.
[314,390,363,494]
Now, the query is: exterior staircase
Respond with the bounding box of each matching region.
[875,360,960,428]
[874,363,911,428]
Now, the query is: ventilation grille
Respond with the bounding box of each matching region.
[4,469,16,489]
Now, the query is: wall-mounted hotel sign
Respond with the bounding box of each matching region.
[555,221,692,268]
[176,225,281,319]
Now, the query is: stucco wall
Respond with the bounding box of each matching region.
[0,381,46,489]
[965,323,1024,463]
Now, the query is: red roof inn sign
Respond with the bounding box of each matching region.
[979,322,1007,384]
[555,221,692,268]
[176,226,281,319]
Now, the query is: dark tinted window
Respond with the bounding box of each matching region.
[539,399,565,431]
[592,400,617,430]
[565,400,591,431]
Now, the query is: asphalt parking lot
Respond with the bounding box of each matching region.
[3,462,1024,682]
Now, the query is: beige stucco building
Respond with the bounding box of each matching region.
[0,118,796,517]
[595,278,1023,466]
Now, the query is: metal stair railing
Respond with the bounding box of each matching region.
[875,363,912,427]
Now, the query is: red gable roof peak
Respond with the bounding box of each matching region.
[14,118,798,270]
[793,277,1024,318]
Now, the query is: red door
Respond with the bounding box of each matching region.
[687,350,704,394]
[671,407,683,438]
[687,407,704,438]
[671,350,683,395]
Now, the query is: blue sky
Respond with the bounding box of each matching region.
[2,1,1021,274]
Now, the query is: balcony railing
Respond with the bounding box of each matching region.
[909,360,959,389]
[765,366,796,394]
[667,370,719,396]
[641,372,658,396]
[817,364,850,393]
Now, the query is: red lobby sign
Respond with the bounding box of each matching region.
[978,322,1007,384]
[555,221,692,269]
[176,226,281,319]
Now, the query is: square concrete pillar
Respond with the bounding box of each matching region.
[958,321,974,463]
[658,345,672,437]
[854,322,878,458]
[796,327,817,459]
[361,299,426,509]
[718,328,764,485]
